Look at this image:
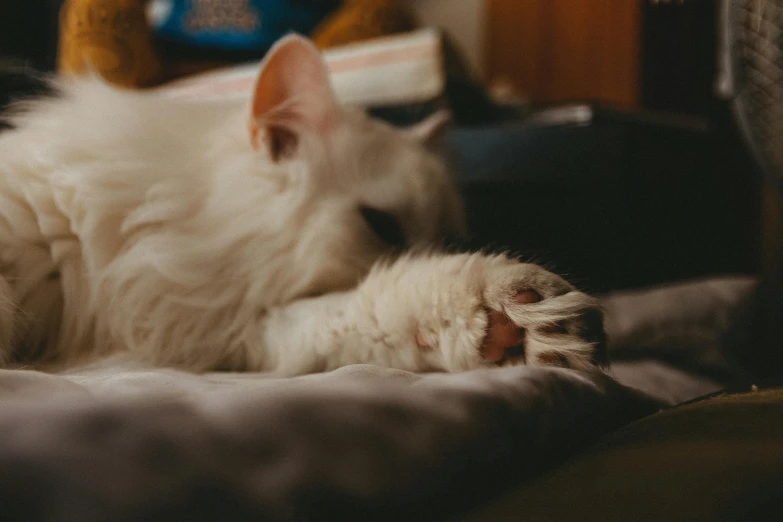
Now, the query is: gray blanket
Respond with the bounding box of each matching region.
[0,276,757,521]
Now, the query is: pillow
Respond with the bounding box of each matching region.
[601,276,761,404]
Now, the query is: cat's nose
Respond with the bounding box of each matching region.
[479,290,542,363]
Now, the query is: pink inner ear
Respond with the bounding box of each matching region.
[249,35,337,151]
[266,125,298,161]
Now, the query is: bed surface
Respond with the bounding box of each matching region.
[0,364,657,522]
[0,276,760,521]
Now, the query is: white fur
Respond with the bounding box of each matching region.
[0,37,601,375]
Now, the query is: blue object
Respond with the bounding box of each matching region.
[148,0,339,51]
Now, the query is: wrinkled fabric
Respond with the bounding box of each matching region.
[0,275,759,521]
[0,365,656,522]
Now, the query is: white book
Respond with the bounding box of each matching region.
[160,28,446,108]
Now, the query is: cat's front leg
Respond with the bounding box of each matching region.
[356,253,606,372]
[260,287,447,375]
[260,253,605,375]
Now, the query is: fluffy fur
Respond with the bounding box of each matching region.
[0,36,603,375]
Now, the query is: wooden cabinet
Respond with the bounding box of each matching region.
[485,0,640,106]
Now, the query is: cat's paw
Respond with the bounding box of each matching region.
[358,253,605,373]
[432,255,606,372]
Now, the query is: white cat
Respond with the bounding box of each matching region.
[0,35,604,375]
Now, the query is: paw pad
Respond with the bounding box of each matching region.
[479,289,541,364]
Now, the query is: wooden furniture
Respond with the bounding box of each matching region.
[484,0,640,106]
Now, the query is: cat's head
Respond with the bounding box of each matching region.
[240,34,465,298]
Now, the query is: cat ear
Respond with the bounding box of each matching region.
[407,110,452,146]
[248,34,338,160]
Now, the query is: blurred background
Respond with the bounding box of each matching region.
[0,0,728,112]
[0,1,780,356]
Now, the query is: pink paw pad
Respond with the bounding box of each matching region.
[479,290,541,363]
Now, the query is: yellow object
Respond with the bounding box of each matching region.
[311,0,417,50]
[58,0,162,87]
[56,0,417,88]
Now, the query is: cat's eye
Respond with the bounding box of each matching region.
[359,206,406,248]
